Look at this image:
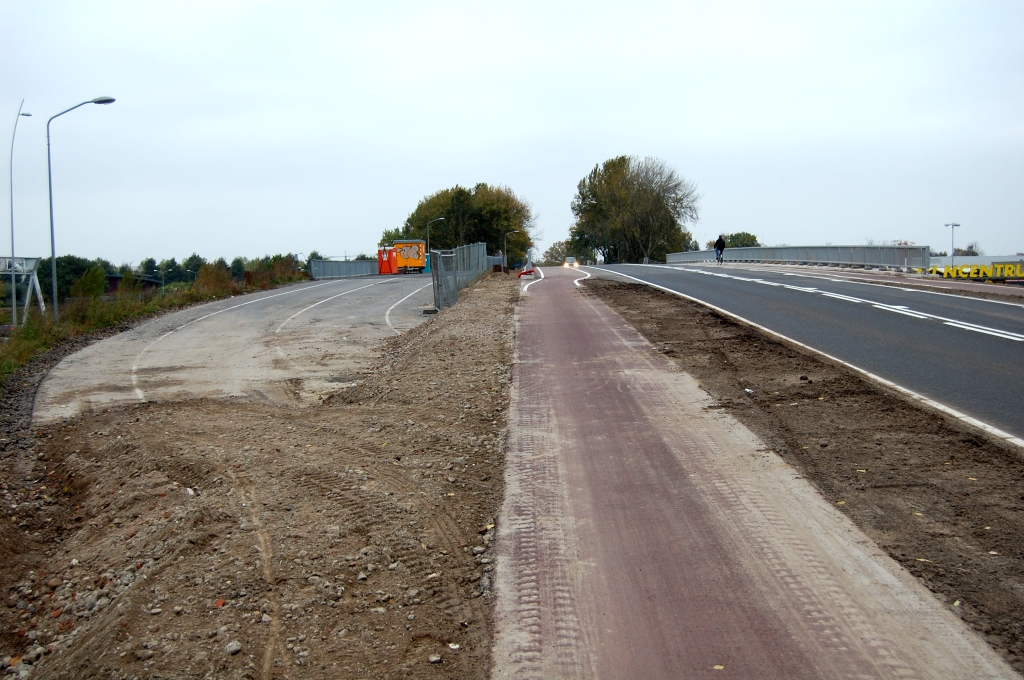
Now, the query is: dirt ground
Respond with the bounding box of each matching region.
[584,279,1024,673]
[0,273,519,679]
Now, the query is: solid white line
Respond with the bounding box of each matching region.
[130,279,348,399]
[522,267,545,292]
[385,283,433,334]
[573,270,592,287]
[943,322,1024,341]
[873,305,929,319]
[821,292,867,303]
[276,280,395,333]
[591,267,1024,451]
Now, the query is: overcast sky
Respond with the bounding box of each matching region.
[3,1,1022,266]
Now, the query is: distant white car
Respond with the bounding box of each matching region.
[563,257,579,268]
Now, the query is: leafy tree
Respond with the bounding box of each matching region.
[37,255,95,303]
[569,156,700,263]
[230,257,246,281]
[954,241,981,256]
[541,241,568,265]
[707,232,760,249]
[136,258,157,278]
[726,232,759,248]
[354,253,374,261]
[181,253,207,283]
[155,257,183,284]
[381,183,536,265]
[69,265,108,299]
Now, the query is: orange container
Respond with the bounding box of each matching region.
[392,240,427,273]
[378,248,398,275]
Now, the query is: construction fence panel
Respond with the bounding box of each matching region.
[431,243,492,310]
[309,259,379,279]
[666,245,931,270]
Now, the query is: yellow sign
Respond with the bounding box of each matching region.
[927,262,1024,280]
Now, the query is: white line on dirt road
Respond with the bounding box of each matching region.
[130,280,347,400]
[592,267,1024,450]
[385,283,433,334]
[129,278,392,401]
[275,280,396,333]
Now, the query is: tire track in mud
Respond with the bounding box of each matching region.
[222,468,282,680]
[493,326,586,679]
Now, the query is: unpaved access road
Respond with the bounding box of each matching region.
[1,274,518,679]
[492,266,1017,679]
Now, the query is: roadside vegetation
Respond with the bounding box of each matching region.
[379,183,536,267]
[704,231,761,249]
[568,155,701,264]
[1,252,310,387]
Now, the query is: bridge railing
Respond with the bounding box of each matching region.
[666,245,931,270]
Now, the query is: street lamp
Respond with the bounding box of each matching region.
[185,269,196,283]
[425,217,444,271]
[47,96,116,322]
[504,230,520,271]
[152,269,165,294]
[8,100,31,327]
[944,223,960,271]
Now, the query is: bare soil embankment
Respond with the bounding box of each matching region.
[0,273,518,679]
[585,279,1024,674]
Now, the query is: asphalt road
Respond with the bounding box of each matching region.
[34,275,434,423]
[593,264,1024,440]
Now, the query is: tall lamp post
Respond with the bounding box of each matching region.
[945,223,960,271]
[47,96,116,322]
[504,230,520,271]
[425,217,444,271]
[152,269,165,294]
[8,100,31,327]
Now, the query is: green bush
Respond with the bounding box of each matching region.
[70,265,108,299]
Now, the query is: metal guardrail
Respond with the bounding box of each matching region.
[666,245,931,270]
[309,259,378,279]
[431,243,491,310]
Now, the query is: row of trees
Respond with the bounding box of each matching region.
[30,252,312,302]
[568,156,701,264]
[380,183,536,267]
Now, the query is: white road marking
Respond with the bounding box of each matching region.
[943,322,1024,341]
[385,283,433,334]
[275,280,394,333]
[665,262,1024,309]
[522,267,545,292]
[130,278,391,401]
[593,267,1024,450]
[573,270,592,287]
[872,305,929,319]
[638,265,1024,343]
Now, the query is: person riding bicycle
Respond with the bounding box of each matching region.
[714,235,726,264]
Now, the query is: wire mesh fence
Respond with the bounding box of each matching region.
[431,243,491,310]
